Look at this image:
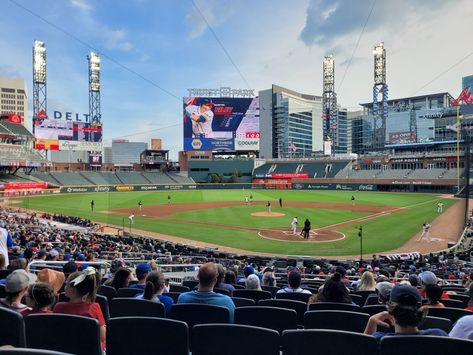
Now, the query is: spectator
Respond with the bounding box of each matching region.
[62,261,78,278]
[178,262,235,322]
[419,271,449,299]
[135,271,173,315]
[0,223,13,268]
[245,274,261,290]
[215,264,235,296]
[108,268,132,291]
[0,254,5,270]
[103,258,125,283]
[0,269,32,313]
[277,270,311,295]
[375,281,394,305]
[357,271,376,292]
[316,273,351,303]
[424,284,445,308]
[223,270,236,285]
[466,284,473,311]
[409,274,419,287]
[130,262,152,290]
[237,265,255,283]
[23,282,55,316]
[364,284,448,340]
[37,268,65,295]
[262,269,276,287]
[53,267,106,348]
[449,315,473,340]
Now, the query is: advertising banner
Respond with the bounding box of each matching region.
[183,96,259,151]
[5,182,47,190]
[388,131,416,144]
[59,141,102,151]
[89,152,102,167]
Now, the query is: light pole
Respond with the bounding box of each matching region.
[358,226,363,264]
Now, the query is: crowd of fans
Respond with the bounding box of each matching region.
[1,207,473,352]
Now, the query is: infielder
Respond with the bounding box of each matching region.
[418,222,431,241]
[437,202,444,213]
[184,98,214,138]
[267,201,271,213]
[138,200,143,211]
[128,213,135,225]
[291,217,298,234]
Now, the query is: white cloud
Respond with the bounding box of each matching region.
[69,0,92,13]
[186,0,238,39]
[103,29,133,52]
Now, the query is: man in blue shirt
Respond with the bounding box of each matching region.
[130,262,152,290]
[177,262,235,322]
[364,284,448,340]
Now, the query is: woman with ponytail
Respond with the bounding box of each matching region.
[135,271,173,315]
[317,272,353,304]
[53,267,106,348]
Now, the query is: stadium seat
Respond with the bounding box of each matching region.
[109,298,165,318]
[308,302,362,312]
[282,329,378,355]
[233,289,272,303]
[231,297,256,307]
[379,335,473,355]
[98,284,117,302]
[426,307,473,323]
[116,287,143,298]
[448,294,470,307]
[353,290,376,305]
[165,291,182,303]
[364,295,381,306]
[213,287,231,296]
[170,284,190,293]
[0,349,72,355]
[261,285,280,297]
[107,317,188,355]
[258,299,308,326]
[95,294,110,322]
[232,284,245,290]
[349,294,364,307]
[361,304,387,316]
[170,304,230,329]
[0,269,10,280]
[25,314,102,355]
[275,292,312,303]
[192,324,279,355]
[0,307,26,347]
[441,286,467,293]
[0,284,6,298]
[441,299,465,309]
[419,316,453,333]
[304,310,369,333]
[182,280,199,289]
[234,306,297,334]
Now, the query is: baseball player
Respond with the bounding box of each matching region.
[267,201,271,213]
[138,201,143,211]
[245,196,249,205]
[437,202,444,213]
[351,195,356,206]
[128,213,135,225]
[184,98,214,138]
[291,217,298,234]
[418,222,431,241]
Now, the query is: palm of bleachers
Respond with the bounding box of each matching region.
[115,172,151,184]
[49,172,91,186]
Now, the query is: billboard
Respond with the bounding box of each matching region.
[34,118,102,151]
[183,97,259,151]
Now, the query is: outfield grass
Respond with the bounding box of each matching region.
[13,190,457,256]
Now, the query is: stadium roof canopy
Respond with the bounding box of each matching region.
[0,122,34,137]
[360,92,454,108]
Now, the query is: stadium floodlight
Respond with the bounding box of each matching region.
[322,54,337,150]
[33,40,46,84]
[323,54,335,93]
[88,52,101,92]
[373,42,386,86]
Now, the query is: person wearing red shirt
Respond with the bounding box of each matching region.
[53,267,105,348]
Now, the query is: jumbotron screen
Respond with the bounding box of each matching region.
[183,97,259,151]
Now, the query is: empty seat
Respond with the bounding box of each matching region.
[426,307,473,323]
[379,335,473,355]
[234,306,297,334]
[182,280,199,289]
[308,302,361,312]
[231,297,256,308]
[192,324,279,355]
[362,304,387,316]
[165,292,182,303]
[275,292,312,303]
[109,298,165,318]
[25,314,102,355]
[98,285,117,302]
[304,310,369,333]
[441,299,465,309]
[420,316,453,333]
[233,290,272,303]
[282,329,378,355]
[107,317,188,355]
[116,288,143,298]
[170,285,190,293]
[0,307,25,347]
[261,286,280,297]
[213,288,231,296]
[258,299,307,326]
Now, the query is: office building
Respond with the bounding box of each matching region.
[0,77,29,129]
[463,75,473,91]
[111,140,148,167]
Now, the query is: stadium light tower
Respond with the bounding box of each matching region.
[88,52,101,123]
[372,42,388,149]
[33,40,47,121]
[322,54,337,155]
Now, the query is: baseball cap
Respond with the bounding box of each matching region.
[136,262,152,278]
[49,249,59,258]
[5,269,32,293]
[37,268,65,293]
[376,281,394,299]
[243,265,254,277]
[419,271,438,285]
[390,284,422,306]
[200,98,213,107]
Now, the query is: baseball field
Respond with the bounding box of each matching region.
[13,190,463,257]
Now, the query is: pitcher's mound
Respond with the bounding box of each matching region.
[251,212,285,217]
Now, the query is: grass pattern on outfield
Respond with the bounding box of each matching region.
[14,190,456,256]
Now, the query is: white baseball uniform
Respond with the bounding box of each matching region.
[185,105,214,137]
[291,218,298,234]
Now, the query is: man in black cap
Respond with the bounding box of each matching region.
[184,98,214,138]
[364,284,448,340]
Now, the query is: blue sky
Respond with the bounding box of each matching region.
[1,0,473,159]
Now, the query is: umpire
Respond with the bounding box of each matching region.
[302,219,311,239]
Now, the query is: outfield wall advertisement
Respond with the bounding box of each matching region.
[183,97,259,152]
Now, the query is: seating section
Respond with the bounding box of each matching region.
[80,172,122,185]
[142,171,177,184]
[115,172,151,184]
[49,172,91,186]
[253,161,350,179]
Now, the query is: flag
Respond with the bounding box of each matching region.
[290,143,297,152]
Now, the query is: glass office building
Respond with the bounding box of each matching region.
[463,75,473,91]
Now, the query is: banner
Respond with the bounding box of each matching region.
[5,182,46,190]
[59,141,102,151]
[183,96,259,152]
